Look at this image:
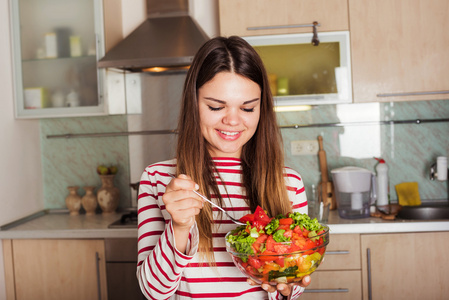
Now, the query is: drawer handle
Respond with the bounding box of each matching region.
[326,250,350,255]
[367,248,372,300]
[377,90,449,97]
[304,288,349,293]
[247,22,320,31]
[96,252,102,300]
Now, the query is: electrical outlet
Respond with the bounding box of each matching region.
[291,140,319,156]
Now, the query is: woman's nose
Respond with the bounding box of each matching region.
[223,109,240,125]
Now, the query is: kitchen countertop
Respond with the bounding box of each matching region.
[0,210,137,239]
[0,209,449,239]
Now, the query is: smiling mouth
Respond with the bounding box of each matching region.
[219,130,240,136]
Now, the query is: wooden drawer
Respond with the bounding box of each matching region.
[319,234,360,270]
[303,270,362,300]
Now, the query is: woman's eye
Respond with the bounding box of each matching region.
[242,107,255,113]
[208,106,223,111]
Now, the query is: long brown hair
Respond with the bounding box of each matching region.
[176,36,291,261]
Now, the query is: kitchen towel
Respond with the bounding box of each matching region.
[395,182,421,206]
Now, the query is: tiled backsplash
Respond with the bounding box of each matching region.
[280,99,449,203]
[40,115,131,209]
[40,99,449,209]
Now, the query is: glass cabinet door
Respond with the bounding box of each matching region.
[10,0,106,118]
[244,31,352,107]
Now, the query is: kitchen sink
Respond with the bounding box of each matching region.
[397,204,449,220]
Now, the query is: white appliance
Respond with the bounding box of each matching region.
[331,166,376,219]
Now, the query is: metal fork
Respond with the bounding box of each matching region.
[168,174,246,226]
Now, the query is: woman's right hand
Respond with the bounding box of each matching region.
[162,174,204,231]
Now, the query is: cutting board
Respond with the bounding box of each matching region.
[317,136,337,210]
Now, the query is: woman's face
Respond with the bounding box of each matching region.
[198,72,261,158]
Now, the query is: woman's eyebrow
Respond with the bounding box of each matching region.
[243,98,260,105]
[203,97,260,105]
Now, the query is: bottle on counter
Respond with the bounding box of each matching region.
[374,157,389,207]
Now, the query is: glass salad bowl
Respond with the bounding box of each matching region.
[225,224,329,285]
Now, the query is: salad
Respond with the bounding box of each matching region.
[225,206,329,284]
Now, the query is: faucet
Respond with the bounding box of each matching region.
[429,156,448,202]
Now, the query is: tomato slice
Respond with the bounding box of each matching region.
[248,256,264,269]
[279,218,293,225]
[266,235,276,251]
[288,243,301,252]
[253,220,267,231]
[254,206,271,225]
[239,213,254,223]
[277,224,290,231]
[259,250,277,261]
[293,225,302,234]
[274,257,285,268]
[283,229,293,238]
[252,234,268,253]
[274,244,290,254]
[302,229,310,238]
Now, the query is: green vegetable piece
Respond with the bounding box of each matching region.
[289,212,324,232]
[250,227,260,238]
[273,229,290,242]
[264,218,279,235]
[268,266,298,281]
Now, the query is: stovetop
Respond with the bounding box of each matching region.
[108,211,138,228]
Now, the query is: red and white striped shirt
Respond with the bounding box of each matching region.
[137,157,308,300]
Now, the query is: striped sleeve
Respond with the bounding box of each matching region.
[268,286,304,300]
[136,161,199,299]
[284,167,308,215]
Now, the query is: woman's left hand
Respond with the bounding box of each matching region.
[247,275,311,297]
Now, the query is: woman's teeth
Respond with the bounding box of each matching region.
[220,130,239,136]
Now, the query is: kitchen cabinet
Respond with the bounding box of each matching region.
[218,0,349,37]
[9,0,108,118]
[105,238,145,300]
[361,232,449,299]
[2,239,108,300]
[218,0,352,106]
[302,234,362,299]
[349,0,449,102]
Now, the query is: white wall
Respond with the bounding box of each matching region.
[190,0,219,38]
[0,0,44,224]
[0,0,45,298]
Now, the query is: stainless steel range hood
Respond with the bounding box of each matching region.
[98,0,209,72]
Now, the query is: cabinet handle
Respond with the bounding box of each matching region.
[326,250,350,255]
[367,248,372,300]
[304,288,349,293]
[247,22,320,31]
[96,252,102,300]
[377,90,449,97]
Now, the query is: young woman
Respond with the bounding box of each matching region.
[137,36,310,299]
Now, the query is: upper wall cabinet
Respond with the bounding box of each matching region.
[10,0,108,118]
[219,0,349,37]
[349,0,449,102]
[218,0,351,106]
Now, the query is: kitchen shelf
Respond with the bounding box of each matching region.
[45,118,449,139]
